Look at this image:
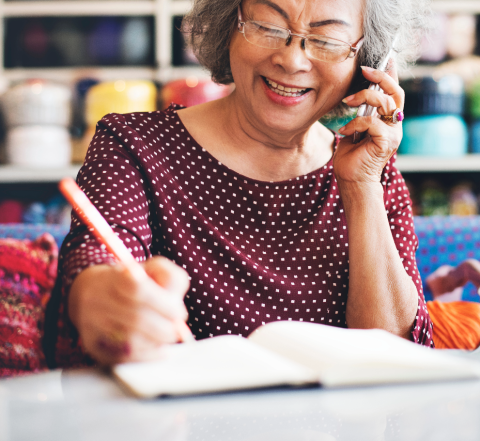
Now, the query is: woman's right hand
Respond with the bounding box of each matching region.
[68,256,190,365]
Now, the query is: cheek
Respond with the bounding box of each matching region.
[320,64,357,97]
[229,34,272,83]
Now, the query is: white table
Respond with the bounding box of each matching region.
[1,366,480,441]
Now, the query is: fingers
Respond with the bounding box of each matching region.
[362,66,405,109]
[385,58,399,83]
[144,256,190,297]
[344,65,405,111]
[339,115,402,147]
[343,89,397,117]
[72,258,192,365]
[114,265,188,322]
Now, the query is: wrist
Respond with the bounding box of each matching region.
[337,180,384,206]
[68,265,108,328]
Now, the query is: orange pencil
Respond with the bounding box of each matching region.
[59,177,195,344]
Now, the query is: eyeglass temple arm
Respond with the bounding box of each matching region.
[348,37,364,58]
[237,6,244,31]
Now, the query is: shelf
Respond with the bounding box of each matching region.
[396,155,480,173]
[2,65,209,83]
[0,165,81,183]
[432,0,480,13]
[3,1,157,17]
[3,66,158,83]
[1,156,479,183]
[170,0,193,15]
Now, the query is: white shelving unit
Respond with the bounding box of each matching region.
[1,155,480,183]
[0,0,477,187]
[432,0,480,13]
[396,155,480,173]
[0,165,80,182]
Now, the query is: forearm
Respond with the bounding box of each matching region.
[339,181,418,339]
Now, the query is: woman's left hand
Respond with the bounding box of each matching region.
[333,64,404,185]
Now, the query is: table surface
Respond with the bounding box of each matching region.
[2,358,480,441]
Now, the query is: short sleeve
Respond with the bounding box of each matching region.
[44,113,155,368]
[382,154,434,347]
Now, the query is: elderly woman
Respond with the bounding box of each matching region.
[44,0,433,367]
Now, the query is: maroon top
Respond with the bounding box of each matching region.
[44,104,433,367]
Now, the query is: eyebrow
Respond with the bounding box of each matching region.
[253,0,351,28]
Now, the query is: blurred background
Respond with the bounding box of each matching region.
[0,0,480,224]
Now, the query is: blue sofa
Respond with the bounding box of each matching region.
[1,216,480,302]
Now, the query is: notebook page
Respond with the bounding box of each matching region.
[248,321,480,386]
[113,335,318,398]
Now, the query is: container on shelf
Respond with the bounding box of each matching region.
[4,16,155,68]
[399,115,468,157]
[85,80,157,128]
[81,80,157,162]
[159,78,233,109]
[1,79,72,127]
[6,125,72,168]
[419,13,448,63]
[446,14,477,59]
[401,75,465,117]
[468,78,480,119]
[470,120,480,153]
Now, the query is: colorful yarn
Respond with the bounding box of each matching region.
[0,234,58,377]
[427,300,480,350]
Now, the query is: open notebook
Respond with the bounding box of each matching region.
[112,321,480,398]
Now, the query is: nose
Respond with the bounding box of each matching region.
[271,35,312,74]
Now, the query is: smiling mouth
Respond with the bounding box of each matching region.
[262,76,311,97]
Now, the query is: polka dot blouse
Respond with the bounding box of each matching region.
[45,104,433,367]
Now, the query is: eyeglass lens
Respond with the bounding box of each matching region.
[243,21,352,63]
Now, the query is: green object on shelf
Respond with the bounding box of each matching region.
[421,184,449,216]
[469,79,480,119]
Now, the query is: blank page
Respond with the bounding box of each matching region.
[113,335,318,398]
[248,321,480,387]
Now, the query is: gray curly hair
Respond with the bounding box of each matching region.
[182,0,431,117]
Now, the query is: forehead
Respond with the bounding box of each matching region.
[247,0,364,31]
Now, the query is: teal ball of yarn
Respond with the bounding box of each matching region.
[399,115,468,157]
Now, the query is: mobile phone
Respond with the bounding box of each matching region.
[352,39,398,144]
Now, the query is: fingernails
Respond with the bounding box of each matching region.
[342,95,354,104]
[97,338,131,357]
[338,126,346,134]
[361,66,375,73]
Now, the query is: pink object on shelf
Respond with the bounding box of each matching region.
[0,201,23,224]
[160,78,233,109]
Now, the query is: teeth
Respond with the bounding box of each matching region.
[265,77,307,97]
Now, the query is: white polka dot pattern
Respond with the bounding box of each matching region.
[52,104,433,365]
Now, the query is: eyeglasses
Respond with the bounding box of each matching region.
[237,7,364,64]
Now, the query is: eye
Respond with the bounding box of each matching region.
[253,22,286,39]
[309,37,346,52]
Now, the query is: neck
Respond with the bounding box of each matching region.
[217,92,335,181]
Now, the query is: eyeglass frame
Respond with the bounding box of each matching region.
[236,6,364,63]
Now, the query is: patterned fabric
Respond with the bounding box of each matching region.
[414,216,480,302]
[45,104,433,368]
[0,234,58,377]
[0,224,69,249]
[427,300,480,350]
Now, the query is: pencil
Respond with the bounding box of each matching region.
[59,177,195,344]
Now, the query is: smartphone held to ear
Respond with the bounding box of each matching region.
[352,41,397,144]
